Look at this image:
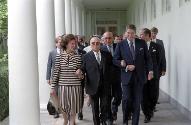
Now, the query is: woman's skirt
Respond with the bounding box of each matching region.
[58,85,82,114]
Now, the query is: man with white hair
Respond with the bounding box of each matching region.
[81,36,112,125]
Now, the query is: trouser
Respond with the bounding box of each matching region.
[141,79,157,117]
[90,86,110,125]
[122,74,144,125]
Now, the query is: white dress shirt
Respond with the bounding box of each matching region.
[127,38,135,49]
[147,41,151,50]
[107,44,114,56]
[57,48,61,54]
[93,51,101,64]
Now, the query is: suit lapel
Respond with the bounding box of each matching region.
[123,40,133,60]
[89,51,99,66]
[100,51,106,73]
[135,39,140,59]
[149,42,154,52]
[53,49,58,59]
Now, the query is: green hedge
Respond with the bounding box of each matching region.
[0,54,9,121]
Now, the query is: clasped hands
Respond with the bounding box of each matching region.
[121,60,153,80]
[120,60,135,72]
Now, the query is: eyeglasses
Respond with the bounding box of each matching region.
[104,37,112,40]
[91,42,100,45]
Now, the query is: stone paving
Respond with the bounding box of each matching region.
[1,94,191,125]
[40,95,191,125]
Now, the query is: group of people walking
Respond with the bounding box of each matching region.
[46,24,166,125]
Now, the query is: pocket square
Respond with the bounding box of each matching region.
[152,49,156,52]
[139,48,143,51]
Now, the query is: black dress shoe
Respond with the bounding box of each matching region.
[106,120,113,125]
[123,122,128,125]
[150,111,154,118]
[128,113,132,120]
[144,116,151,123]
[78,112,83,120]
[54,112,59,118]
[112,112,117,121]
[102,121,107,125]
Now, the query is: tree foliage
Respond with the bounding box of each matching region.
[0,0,8,33]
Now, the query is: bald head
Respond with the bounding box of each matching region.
[103,32,113,45]
[90,36,101,44]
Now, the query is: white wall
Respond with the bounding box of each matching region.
[127,0,191,112]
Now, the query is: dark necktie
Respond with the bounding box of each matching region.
[130,41,135,60]
[108,45,113,56]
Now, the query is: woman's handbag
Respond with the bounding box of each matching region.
[47,93,60,115]
[47,99,56,115]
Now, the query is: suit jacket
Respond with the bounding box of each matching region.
[78,43,85,51]
[113,38,153,85]
[101,43,121,83]
[148,42,162,79]
[81,50,112,95]
[46,49,58,80]
[156,39,166,74]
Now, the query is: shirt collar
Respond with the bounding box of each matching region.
[127,38,135,45]
[152,39,157,43]
[56,48,61,54]
[93,50,101,55]
[147,40,151,44]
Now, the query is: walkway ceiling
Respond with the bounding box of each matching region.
[82,0,130,10]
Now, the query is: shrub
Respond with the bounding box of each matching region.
[0,54,9,121]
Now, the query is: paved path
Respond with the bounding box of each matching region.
[40,95,191,125]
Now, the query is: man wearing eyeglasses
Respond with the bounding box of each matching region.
[101,32,122,124]
[81,36,113,125]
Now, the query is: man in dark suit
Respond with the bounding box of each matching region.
[140,28,163,123]
[101,32,122,123]
[46,36,62,118]
[151,27,166,109]
[81,36,112,125]
[113,24,153,125]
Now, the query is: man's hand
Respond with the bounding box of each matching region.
[50,89,56,96]
[121,60,126,67]
[125,65,135,72]
[148,71,154,80]
[47,80,51,85]
[75,69,84,79]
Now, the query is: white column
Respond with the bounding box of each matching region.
[65,0,72,33]
[8,0,40,125]
[71,0,76,34]
[76,6,82,35]
[55,0,65,36]
[36,0,55,109]
[81,9,85,35]
[86,11,92,38]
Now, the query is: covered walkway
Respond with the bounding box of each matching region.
[40,92,191,125]
[7,0,191,125]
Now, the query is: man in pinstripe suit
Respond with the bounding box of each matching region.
[46,36,62,118]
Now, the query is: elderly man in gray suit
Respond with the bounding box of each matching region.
[46,36,62,118]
